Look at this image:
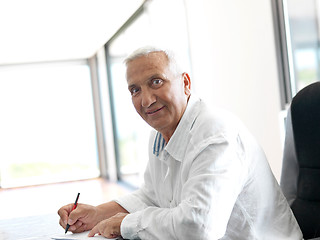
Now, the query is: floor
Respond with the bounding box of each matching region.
[0,178,133,220]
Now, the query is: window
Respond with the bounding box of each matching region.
[274,0,320,106]
[106,6,152,188]
[0,61,99,188]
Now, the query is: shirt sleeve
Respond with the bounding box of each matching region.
[114,130,159,212]
[114,161,158,213]
[117,136,247,240]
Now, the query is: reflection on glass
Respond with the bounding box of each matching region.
[0,62,99,188]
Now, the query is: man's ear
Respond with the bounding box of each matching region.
[183,72,191,96]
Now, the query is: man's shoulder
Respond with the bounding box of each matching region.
[191,101,242,139]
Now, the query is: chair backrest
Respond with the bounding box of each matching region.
[280,81,320,239]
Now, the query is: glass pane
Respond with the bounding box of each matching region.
[284,0,320,95]
[108,13,152,187]
[0,62,99,188]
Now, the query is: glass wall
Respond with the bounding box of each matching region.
[106,0,191,188]
[0,61,99,188]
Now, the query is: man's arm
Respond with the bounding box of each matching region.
[96,201,129,218]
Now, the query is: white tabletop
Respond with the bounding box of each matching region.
[0,213,62,240]
[0,213,121,240]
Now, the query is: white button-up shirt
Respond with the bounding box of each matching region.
[116,95,302,239]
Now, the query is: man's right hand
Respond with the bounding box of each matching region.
[58,203,100,233]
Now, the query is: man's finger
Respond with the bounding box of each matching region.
[67,207,82,225]
[59,218,66,229]
[88,225,99,237]
[57,204,73,225]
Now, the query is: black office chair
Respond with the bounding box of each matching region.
[280,81,320,239]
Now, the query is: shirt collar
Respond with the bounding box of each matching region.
[163,94,201,162]
[153,132,166,157]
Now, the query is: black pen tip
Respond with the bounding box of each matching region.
[65,224,70,234]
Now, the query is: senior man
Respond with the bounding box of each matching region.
[58,46,302,239]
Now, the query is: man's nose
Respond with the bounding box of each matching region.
[141,90,156,108]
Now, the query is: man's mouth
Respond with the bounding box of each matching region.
[146,106,165,115]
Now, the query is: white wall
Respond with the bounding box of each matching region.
[185,0,284,181]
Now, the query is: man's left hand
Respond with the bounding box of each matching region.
[88,212,128,238]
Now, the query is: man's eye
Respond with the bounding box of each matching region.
[130,87,140,96]
[152,79,163,86]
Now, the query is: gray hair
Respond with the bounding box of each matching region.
[124,46,183,77]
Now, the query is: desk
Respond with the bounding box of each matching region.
[0,214,120,240]
[0,213,62,240]
[3,214,315,240]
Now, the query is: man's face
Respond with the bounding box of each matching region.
[126,52,191,141]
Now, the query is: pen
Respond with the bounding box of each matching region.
[65,192,80,234]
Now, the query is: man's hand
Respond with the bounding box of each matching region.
[58,203,101,233]
[88,212,128,238]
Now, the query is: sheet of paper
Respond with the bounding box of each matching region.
[51,231,121,240]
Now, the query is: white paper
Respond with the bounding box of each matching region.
[51,231,121,240]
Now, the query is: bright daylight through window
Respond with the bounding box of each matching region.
[282,0,320,97]
[0,62,99,188]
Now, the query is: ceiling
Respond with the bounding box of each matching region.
[0,0,144,65]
